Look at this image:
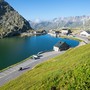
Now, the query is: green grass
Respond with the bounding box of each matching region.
[0,44,90,90]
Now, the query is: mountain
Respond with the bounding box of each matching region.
[30,16,90,30]
[0,44,90,89]
[0,0,32,38]
[29,20,52,30]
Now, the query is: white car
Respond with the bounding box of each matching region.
[33,55,38,59]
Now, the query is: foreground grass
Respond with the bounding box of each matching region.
[0,44,90,90]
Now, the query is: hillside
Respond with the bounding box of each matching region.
[30,15,90,30]
[0,44,90,90]
[0,0,32,38]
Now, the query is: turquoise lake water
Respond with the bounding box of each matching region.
[0,34,79,70]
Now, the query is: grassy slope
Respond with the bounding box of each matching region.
[0,44,90,90]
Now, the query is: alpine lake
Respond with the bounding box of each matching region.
[0,34,79,70]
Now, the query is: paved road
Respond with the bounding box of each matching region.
[0,51,65,86]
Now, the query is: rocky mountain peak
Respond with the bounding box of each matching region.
[0,0,32,38]
[30,16,90,30]
[0,0,4,3]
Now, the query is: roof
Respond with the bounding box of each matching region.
[81,31,90,34]
[86,31,90,34]
[54,41,68,48]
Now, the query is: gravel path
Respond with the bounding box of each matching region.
[0,51,65,86]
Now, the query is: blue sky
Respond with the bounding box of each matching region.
[6,0,90,20]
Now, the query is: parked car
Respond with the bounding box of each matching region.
[33,55,39,59]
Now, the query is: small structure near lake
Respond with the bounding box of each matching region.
[61,29,72,35]
[53,41,70,51]
[33,30,47,36]
[80,31,90,37]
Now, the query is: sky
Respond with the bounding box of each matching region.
[5,0,90,21]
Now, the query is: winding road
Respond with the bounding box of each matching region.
[0,51,65,86]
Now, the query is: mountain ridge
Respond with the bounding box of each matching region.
[0,0,32,38]
[30,15,90,30]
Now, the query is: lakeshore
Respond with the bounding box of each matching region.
[0,43,89,90]
[0,0,90,89]
[0,50,65,86]
[0,34,79,70]
[0,34,89,86]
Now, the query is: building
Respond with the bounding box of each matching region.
[42,30,47,34]
[48,30,57,37]
[33,31,37,34]
[61,29,72,35]
[53,41,69,51]
[80,31,90,37]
